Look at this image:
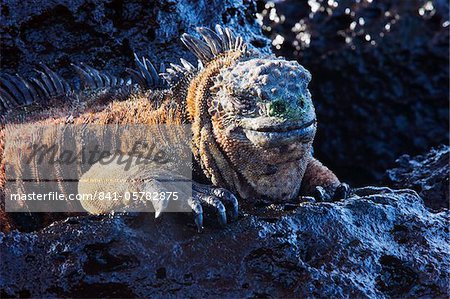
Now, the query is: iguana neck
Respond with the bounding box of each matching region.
[184,51,242,123]
[184,51,254,198]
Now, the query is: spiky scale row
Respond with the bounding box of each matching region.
[72,63,126,89]
[160,58,203,84]
[131,24,247,86]
[0,63,132,114]
[162,25,246,84]
[39,64,71,95]
[127,53,165,89]
[181,25,247,64]
[0,64,70,113]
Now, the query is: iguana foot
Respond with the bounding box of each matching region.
[188,184,239,232]
[313,183,351,202]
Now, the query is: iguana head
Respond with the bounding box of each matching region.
[178,26,316,201]
[210,58,315,148]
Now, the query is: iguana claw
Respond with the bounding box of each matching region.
[313,183,351,202]
[313,186,330,202]
[189,184,239,232]
[333,183,351,201]
[188,197,204,233]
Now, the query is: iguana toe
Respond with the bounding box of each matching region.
[208,187,239,220]
[313,186,330,202]
[198,195,227,227]
[189,184,239,231]
[188,197,204,233]
[333,183,351,201]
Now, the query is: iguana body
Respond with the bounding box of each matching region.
[0,25,348,232]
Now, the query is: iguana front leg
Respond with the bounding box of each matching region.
[300,158,350,201]
[78,157,238,233]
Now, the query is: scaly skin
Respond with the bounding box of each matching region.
[0,25,349,232]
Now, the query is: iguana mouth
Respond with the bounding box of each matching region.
[246,119,316,133]
[242,119,316,145]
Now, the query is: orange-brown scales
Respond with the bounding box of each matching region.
[0,25,349,232]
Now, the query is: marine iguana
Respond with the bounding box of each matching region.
[0,25,349,232]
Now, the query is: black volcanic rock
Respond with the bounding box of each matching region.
[1,188,448,298]
[0,0,270,82]
[385,145,449,211]
[258,0,449,184]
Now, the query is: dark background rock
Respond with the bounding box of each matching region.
[257,0,449,185]
[0,0,270,83]
[1,188,448,298]
[385,145,449,211]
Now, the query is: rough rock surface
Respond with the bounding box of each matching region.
[1,188,448,298]
[258,0,449,184]
[0,0,270,82]
[385,145,449,211]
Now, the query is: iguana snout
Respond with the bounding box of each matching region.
[266,94,311,119]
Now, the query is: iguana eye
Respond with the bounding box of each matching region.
[230,95,255,113]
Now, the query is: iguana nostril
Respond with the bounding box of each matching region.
[298,95,306,109]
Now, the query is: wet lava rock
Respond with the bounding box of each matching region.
[1,188,448,298]
[385,145,449,211]
[0,0,270,82]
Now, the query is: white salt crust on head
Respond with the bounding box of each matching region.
[211,58,312,103]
